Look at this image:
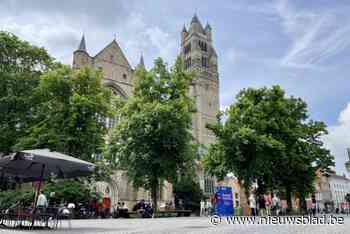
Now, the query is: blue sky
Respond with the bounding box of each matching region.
[1,0,350,175]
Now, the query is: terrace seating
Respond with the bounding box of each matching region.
[0,206,63,230]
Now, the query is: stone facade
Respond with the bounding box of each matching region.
[180,15,219,196]
[72,15,219,207]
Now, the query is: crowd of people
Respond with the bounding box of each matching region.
[249,193,281,216]
[200,193,218,216]
[131,200,154,218]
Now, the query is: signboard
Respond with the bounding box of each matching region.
[215,186,234,216]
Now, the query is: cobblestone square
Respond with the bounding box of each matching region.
[4,216,349,234]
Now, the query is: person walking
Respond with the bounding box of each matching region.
[258,195,266,216]
[265,194,272,216]
[272,194,280,216]
[200,200,205,216]
[36,191,48,213]
[207,200,213,216]
[249,194,256,216]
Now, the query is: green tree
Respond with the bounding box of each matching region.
[0,189,34,210]
[345,193,350,206]
[106,58,196,211]
[204,86,334,211]
[0,31,54,155]
[43,179,93,205]
[15,66,114,162]
[173,173,203,213]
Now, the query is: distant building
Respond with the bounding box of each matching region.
[314,171,350,211]
[346,148,350,173]
[328,173,350,210]
[314,171,332,211]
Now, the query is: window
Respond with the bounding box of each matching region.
[123,74,127,79]
[198,40,207,52]
[185,57,191,70]
[201,56,208,68]
[184,43,191,54]
[99,116,119,130]
[110,55,114,62]
[204,175,214,194]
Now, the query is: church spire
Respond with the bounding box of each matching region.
[182,24,187,33]
[189,14,204,34]
[191,13,200,24]
[137,53,145,69]
[139,53,145,67]
[205,22,211,31]
[78,34,86,51]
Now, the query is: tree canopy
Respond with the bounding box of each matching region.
[0,31,55,155]
[204,86,334,210]
[106,58,196,210]
[15,66,114,162]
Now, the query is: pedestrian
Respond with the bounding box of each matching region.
[200,200,205,216]
[207,200,213,216]
[67,202,76,219]
[265,194,272,216]
[258,195,266,216]
[212,193,218,214]
[272,194,279,216]
[36,191,48,213]
[249,194,256,216]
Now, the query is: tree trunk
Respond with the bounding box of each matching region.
[286,185,292,214]
[299,194,307,215]
[151,179,158,215]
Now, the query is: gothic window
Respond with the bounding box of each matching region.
[110,55,114,62]
[184,57,191,70]
[184,43,191,54]
[201,56,208,68]
[198,40,207,52]
[97,114,119,130]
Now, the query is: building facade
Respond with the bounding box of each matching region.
[72,15,219,207]
[328,174,350,210]
[314,172,350,211]
[180,15,219,197]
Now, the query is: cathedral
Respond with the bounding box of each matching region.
[72,15,219,208]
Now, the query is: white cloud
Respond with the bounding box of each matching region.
[274,0,350,69]
[323,103,350,177]
[0,13,79,63]
[0,3,178,69]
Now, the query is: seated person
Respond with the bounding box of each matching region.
[119,202,129,218]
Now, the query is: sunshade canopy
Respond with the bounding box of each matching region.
[0,149,95,182]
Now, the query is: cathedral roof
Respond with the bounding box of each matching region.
[93,39,132,69]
